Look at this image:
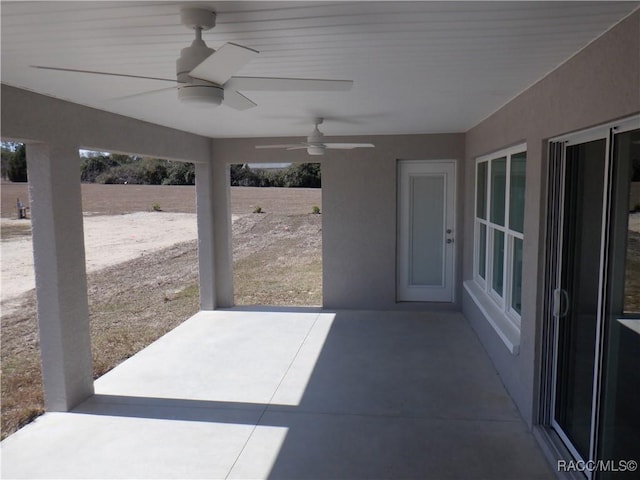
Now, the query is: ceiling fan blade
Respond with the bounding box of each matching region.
[255,144,306,150]
[31,65,181,84]
[109,86,176,102]
[324,143,375,149]
[223,90,257,111]
[226,77,353,92]
[189,43,259,86]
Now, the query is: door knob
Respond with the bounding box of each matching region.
[446,238,454,244]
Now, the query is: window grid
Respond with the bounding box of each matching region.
[474,145,526,327]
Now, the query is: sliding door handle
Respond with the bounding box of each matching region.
[553,289,569,318]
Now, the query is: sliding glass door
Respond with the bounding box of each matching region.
[553,138,607,463]
[547,117,639,479]
[598,127,640,479]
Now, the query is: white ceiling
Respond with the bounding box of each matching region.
[1,1,638,138]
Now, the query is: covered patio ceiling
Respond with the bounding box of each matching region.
[1,1,638,139]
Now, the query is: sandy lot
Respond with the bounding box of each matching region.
[1,183,321,315]
[1,212,199,312]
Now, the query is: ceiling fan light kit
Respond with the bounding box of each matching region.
[307,145,327,156]
[178,84,224,106]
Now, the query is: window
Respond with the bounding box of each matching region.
[474,145,526,325]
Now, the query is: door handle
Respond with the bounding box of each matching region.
[553,289,569,317]
[446,238,454,244]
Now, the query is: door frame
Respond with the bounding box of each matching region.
[396,159,456,303]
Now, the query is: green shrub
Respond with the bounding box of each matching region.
[151,203,162,212]
[253,206,263,214]
[311,205,321,214]
[81,155,118,183]
[162,162,195,185]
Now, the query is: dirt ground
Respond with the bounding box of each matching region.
[1,182,322,439]
[1,183,320,218]
[1,213,198,310]
[233,212,322,306]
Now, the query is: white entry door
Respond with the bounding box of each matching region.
[397,160,456,302]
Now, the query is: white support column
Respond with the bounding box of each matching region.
[212,159,234,307]
[195,162,216,310]
[26,143,94,411]
[195,159,234,309]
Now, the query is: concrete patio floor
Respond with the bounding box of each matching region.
[1,309,554,479]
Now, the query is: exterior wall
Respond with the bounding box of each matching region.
[211,133,465,310]
[322,134,464,309]
[462,10,640,426]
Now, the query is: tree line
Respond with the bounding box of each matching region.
[230,163,321,188]
[80,153,195,185]
[2,143,321,188]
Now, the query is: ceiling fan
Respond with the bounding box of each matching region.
[31,8,353,111]
[255,118,375,156]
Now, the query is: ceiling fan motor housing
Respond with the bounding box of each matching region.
[177,8,216,84]
[176,8,222,105]
[176,42,223,105]
[176,42,214,84]
[307,125,324,143]
[307,122,326,155]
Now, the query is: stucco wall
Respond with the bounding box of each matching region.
[322,134,465,309]
[462,10,640,426]
[211,133,465,310]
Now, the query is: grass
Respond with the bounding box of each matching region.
[230,212,322,307]
[0,351,44,437]
[234,243,322,306]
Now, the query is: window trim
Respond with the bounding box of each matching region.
[470,143,526,353]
